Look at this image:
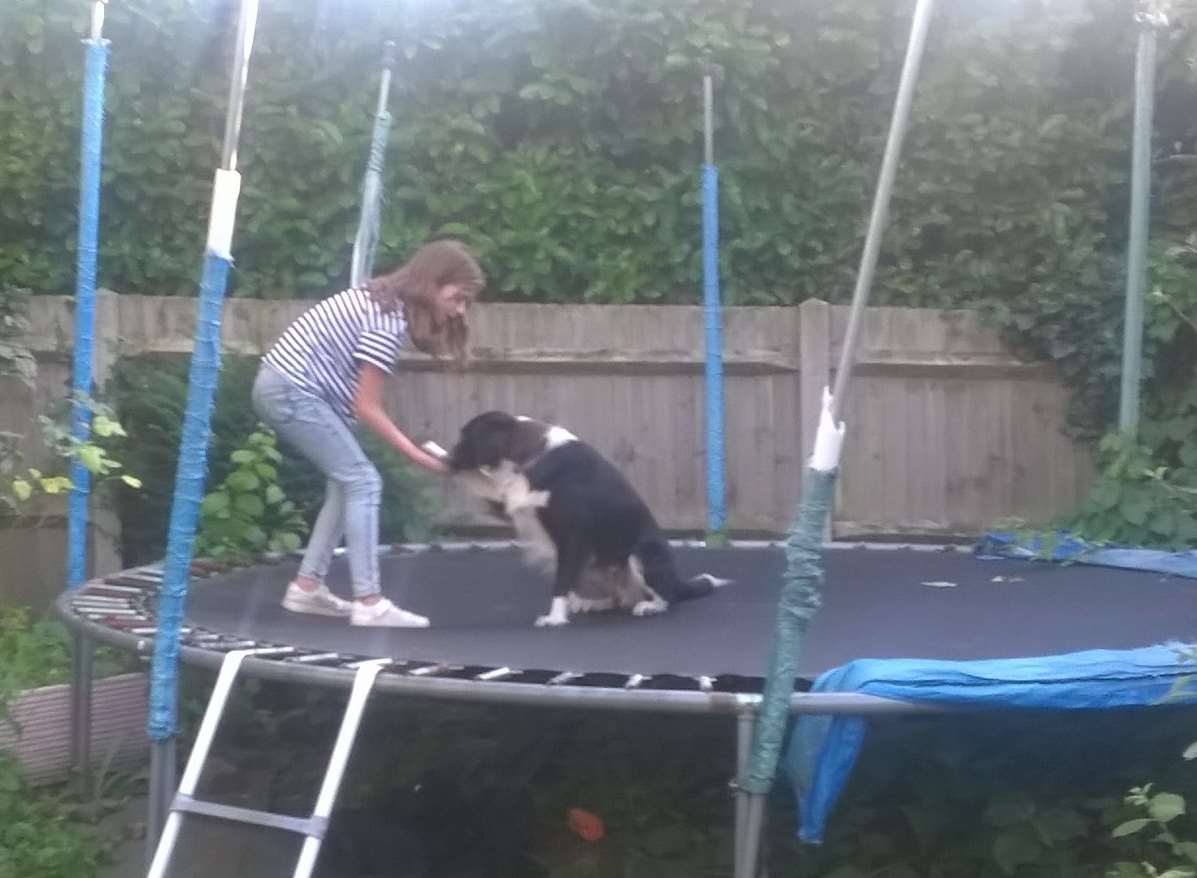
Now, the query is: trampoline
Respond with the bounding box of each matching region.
[57,537,1197,873]
[58,540,1196,703]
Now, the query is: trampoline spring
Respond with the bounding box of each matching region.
[286,652,342,664]
[235,645,297,658]
[624,674,646,690]
[76,603,138,613]
[345,657,393,671]
[476,667,514,682]
[85,584,144,595]
[76,597,140,609]
[409,664,449,677]
[547,671,581,686]
[108,571,163,585]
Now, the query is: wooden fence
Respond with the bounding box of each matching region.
[0,292,1093,608]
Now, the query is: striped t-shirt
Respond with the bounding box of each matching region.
[262,287,407,422]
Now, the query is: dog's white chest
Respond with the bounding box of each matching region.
[485,463,556,572]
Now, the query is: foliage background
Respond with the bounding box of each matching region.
[7,0,1197,547]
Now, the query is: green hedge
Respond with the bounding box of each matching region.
[3,0,1181,311]
[10,0,1197,546]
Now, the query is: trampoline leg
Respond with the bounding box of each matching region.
[739,792,767,878]
[69,632,94,800]
[146,737,177,874]
[735,711,769,878]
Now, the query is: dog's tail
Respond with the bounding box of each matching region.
[634,539,732,603]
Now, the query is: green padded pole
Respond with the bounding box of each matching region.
[735,1,937,874]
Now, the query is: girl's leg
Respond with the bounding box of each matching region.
[295,478,346,587]
[253,365,353,617]
[256,367,427,626]
[281,479,354,617]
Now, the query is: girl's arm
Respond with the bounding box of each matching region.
[353,362,448,474]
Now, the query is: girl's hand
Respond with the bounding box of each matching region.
[353,363,451,476]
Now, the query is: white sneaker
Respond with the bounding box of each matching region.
[281,582,353,617]
[350,597,430,628]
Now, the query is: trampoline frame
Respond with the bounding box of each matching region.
[58,539,947,878]
[58,539,953,716]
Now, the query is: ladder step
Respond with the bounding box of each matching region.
[173,794,328,839]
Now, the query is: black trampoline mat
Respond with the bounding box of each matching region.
[178,546,1197,681]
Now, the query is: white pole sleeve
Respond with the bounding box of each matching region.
[809,387,846,473]
[205,169,242,258]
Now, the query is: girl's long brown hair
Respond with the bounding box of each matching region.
[365,239,484,361]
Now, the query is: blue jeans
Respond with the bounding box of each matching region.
[251,362,381,598]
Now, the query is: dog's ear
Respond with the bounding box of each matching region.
[507,419,548,466]
[451,412,516,470]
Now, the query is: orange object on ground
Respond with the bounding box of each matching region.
[567,807,606,842]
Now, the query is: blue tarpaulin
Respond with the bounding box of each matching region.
[976,531,1197,580]
[784,532,1197,844]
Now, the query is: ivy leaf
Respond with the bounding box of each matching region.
[1149,793,1186,823]
[121,475,143,489]
[11,479,31,501]
[234,494,265,518]
[984,793,1036,827]
[1112,818,1151,838]
[76,444,105,474]
[265,485,285,505]
[231,450,256,465]
[200,492,230,515]
[92,415,126,438]
[1184,740,1197,761]
[992,830,1042,874]
[41,476,72,494]
[1121,495,1151,526]
[227,470,260,492]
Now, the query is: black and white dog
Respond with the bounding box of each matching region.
[428,411,728,627]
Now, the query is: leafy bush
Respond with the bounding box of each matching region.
[194,427,308,561]
[0,0,1158,309]
[0,607,136,698]
[111,354,439,565]
[0,755,108,878]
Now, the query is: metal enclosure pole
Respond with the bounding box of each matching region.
[1119,8,1163,432]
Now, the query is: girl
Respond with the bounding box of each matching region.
[251,239,484,627]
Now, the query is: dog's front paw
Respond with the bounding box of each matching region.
[535,597,570,627]
[631,598,668,617]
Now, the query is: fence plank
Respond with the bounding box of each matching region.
[1,294,1094,608]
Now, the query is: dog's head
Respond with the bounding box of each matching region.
[448,411,548,472]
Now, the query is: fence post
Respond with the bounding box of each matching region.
[798,298,833,540]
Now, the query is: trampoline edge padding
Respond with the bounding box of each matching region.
[56,539,1197,715]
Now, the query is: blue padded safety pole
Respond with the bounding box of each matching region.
[1119,5,1165,433]
[145,0,260,858]
[735,2,936,876]
[67,0,109,804]
[67,0,110,590]
[702,65,727,543]
[350,40,396,288]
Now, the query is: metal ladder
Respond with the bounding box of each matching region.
[146,647,391,878]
